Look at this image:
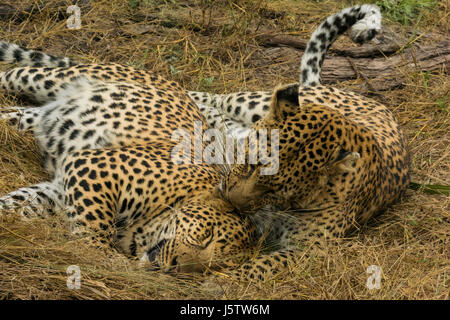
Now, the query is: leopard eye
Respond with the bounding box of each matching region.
[187,227,214,248]
[336,148,351,162]
[203,229,211,239]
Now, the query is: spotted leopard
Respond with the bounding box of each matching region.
[0,64,257,272]
[154,77,411,280]
[217,66,410,280]
[199,4,409,282]
[138,4,404,280]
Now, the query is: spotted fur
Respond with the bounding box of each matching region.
[218,82,410,281]
[0,4,392,279]
[0,64,256,272]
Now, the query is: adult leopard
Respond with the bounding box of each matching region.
[0,64,257,272]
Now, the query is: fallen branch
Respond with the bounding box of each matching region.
[320,39,449,91]
[257,31,404,58]
[258,29,449,91]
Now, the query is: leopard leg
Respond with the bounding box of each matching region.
[226,249,298,282]
[223,207,351,282]
[64,199,116,246]
[0,106,41,132]
[58,150,125,248]
[62,178,116,246]
[189,91,268,130]
[0,181,64,218]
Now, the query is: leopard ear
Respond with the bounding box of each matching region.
[268,83,300,120]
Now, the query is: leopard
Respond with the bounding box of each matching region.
[215,52,410,281]
[0,61,257,273]
[154,78,411,281]
[0,4,385,276]
[141,4,403,280]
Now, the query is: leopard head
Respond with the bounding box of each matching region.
[221,83,363,213]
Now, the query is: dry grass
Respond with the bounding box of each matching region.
[0,0,448,299]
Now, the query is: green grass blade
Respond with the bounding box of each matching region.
[409,182,450,196]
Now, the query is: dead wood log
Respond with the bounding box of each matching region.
[320,39,449,91]
[259,31,449,91]
[257,31,404,58]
